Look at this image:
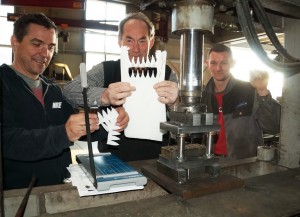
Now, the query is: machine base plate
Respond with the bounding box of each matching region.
[141,164,245,200]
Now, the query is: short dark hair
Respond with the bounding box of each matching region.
[208,44,233,58]
[13,13,57,42]
[118,12,155,41]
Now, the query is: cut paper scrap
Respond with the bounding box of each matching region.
[98,107,120,146]
[120,46,167,141]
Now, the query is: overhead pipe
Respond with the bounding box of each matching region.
[7,13,119,32]
[235,0,300,77]
[251,0,299,62]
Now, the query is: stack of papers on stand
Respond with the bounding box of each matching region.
[68,153,147,197]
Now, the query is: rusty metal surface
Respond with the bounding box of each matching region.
[141,164,244,200]
[160,143,206,160]
[187,168,300,217]
[219,157,288,179]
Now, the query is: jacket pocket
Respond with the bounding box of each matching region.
[232,102,252,118]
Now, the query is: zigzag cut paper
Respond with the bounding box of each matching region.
[120,46,167,141]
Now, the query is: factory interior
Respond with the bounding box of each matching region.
[0,0,300,216]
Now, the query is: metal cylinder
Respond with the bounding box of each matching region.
[206,131,217,158]
[177,134,186,162]
[171,0,215,33]
[179,31,204,104]
[172,0,214,111]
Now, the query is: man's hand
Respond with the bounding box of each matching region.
[101,82,136,106]
[65,113,99,142]
[250,70,269,96]
[115,106,129,132]
[154,80,179,106]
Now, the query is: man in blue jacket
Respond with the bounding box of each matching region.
[0,13,128,190]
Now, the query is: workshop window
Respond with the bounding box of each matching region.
[84,0,126,71]
[230,46,283,100]
[0,5,14,65]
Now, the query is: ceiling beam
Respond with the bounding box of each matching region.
[1,0,85,9]
[257,0,300,19]
[7,13,119,32]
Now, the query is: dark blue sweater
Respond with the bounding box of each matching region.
[1,64,74,190]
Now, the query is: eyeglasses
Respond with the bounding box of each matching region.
[122,38,148,47]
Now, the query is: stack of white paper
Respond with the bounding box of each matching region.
[67,164,144,197]
[68,153,147,197]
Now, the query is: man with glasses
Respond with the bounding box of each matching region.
[64,12,179,161]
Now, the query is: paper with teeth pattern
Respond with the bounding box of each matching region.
[98,108,121,146]
[120,46,167,141]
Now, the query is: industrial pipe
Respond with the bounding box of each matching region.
[236,0,300,76]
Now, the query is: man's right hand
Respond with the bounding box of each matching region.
[114,106,129,132]
[101,82,135,106]
[65,113,99,142]
[250,70,270,96]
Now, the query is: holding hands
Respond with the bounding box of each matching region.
[65,112,99,142]
[114,106,129,132]
[101,82,136,106]
[66,106,129,142]
[101,80,179,107]
[154,80,179,106]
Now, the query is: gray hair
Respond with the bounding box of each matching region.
[118,12,155,41]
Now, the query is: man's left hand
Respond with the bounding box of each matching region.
[154,80,179,106]
[115,106,129,132]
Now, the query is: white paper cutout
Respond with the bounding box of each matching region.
[98,108,121,146]
[120,46,167,141]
